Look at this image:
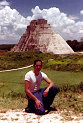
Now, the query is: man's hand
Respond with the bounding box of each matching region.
[35,99,42,109]
[43,88,49,97]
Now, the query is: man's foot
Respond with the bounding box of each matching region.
[45,107,57,114]
[25,107,34,113]
[48,107,57,112]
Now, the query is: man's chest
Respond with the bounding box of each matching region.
[30,74,42,83]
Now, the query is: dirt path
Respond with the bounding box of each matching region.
[0,109,83,123]
[0,65,33,73]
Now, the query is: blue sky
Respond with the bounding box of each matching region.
[0,0,83,44]
[8,0,83,18]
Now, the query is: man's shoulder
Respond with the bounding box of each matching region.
[40,71,46,74]
[40,71,45,74]
[25,70,33,76]
[40,71,47,78]
[25,70,34,81]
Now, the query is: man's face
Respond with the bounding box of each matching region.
[34,61,42,72]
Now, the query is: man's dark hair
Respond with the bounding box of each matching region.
[34,59,42,65]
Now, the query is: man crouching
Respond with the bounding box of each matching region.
[25,59,59,115]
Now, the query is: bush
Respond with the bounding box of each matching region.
[0,51,83,71]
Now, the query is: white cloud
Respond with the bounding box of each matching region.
[0,1,30,44]
[0,0,9,9]
[31,6,83,41]
[80,10,83,15]
[68,15,79,20]
[0,0,9,6]
[0,3,83,44]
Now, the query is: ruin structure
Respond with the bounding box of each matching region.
[11,19,74,54]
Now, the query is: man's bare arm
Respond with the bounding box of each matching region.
[43,77,54,97]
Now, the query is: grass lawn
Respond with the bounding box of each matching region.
[0,68,83,95]
[0,68,83,115]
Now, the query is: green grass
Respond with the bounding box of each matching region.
[42,69,83,85]
[44,56,83,71]
[0,51,83,71]
[0,68,83,115]
[0,51,53,70]
[0,51,83,115]
[0,68,83,96]
[0,68,83,84]
[0,68,31,96]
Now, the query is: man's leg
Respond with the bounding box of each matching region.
[33,90,45,115]
[25,95,35,113]
[26,90,45,115]
[43,86,60,110]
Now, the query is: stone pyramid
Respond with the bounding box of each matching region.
[11,19,74,54]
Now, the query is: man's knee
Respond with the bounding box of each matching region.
[35,107,45,115]
[50,86,60,94]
